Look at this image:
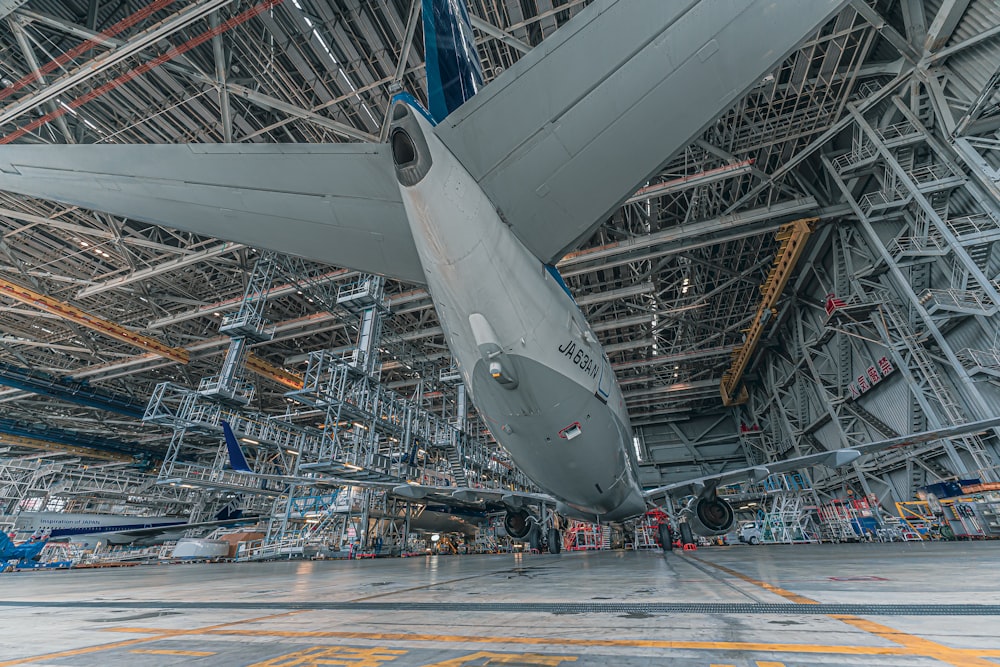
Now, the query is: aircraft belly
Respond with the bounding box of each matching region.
[471,355,634,515]
[393,103,644,522]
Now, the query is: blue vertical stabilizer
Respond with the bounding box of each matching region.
[422,0,483,122]
[0,531,14,559]
[222,421,253,473]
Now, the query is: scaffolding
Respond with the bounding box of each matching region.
[632,509,670,549]
[563,521,610,551]
[817,497,879,542]
[757,493,820,544]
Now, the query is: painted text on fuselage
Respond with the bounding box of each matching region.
[557,339,600,379]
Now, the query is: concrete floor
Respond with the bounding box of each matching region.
[1,541,999,666]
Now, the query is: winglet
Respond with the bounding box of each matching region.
[222,421,253,473]
[422,0,483,122]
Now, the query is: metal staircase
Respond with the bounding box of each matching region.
[877,301,997,480]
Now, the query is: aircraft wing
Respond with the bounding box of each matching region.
[0,144,425,284]
[434,0,848,263]
[388,483,553,508]
[644,416,1000,501]
[105,515,263,544]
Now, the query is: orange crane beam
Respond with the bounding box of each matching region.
[0,433,129,462]
[721,217,816,406]
[0,276,190,364]
[245,353,304,390]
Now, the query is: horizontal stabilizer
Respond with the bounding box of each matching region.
[0,144,425,284]
[436,0,847,263]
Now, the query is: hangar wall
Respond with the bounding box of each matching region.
[736,53,1000,503]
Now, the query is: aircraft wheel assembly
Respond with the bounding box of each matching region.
[547,528,561,554]
[528,525,542,552]
[658,523,673,550]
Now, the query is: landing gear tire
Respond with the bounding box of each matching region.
[658,523,673,550]
[679,523,694,546]
[528,525,542,552]
[547,528,561,554]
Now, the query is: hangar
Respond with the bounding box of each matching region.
[0,0,998,665]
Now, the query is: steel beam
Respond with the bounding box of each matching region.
[0,0,234,125]
[925,0,972,52]
[76,242,244,299]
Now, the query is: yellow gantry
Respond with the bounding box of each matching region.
[721,217,816,406]
[0,276,190,364]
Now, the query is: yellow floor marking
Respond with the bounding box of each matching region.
[688,556,818,605]
[421,652,577,666]
[99,627,921,656]
[756,663,785,667]
[245,645,407,667]
[690,555,1000,667]
[831,615,1000,667]
[0,609,306,667]
[130,649,218,657]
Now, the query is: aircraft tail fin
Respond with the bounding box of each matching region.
[422,0,483,123]
[222,421,253,473]
[0,531,15,559]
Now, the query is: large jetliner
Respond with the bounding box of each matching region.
[1,0,998,552]
[13,511,260,548]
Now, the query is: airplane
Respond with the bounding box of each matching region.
[223,421,485,539]
[0,530,47,564]
[13,510,260,549]
[2,0,999,554]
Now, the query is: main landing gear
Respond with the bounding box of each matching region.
[523,507,561,554]
[547,527,562,554]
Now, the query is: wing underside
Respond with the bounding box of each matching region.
[435,0,849,263]
[644,417,1000,502]
[0,143,425,284]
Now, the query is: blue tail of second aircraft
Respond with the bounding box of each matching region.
[222,421,253,473]
[0,531,15,559]
[0,531,46,562]
[422,0,483,123]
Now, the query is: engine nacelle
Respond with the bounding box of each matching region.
[503,508,533,539]
[682,496,735,537]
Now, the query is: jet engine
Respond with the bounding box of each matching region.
[682,496,735,537]
[503,508,533,539]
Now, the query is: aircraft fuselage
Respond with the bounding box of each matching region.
[390,101,647,522]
